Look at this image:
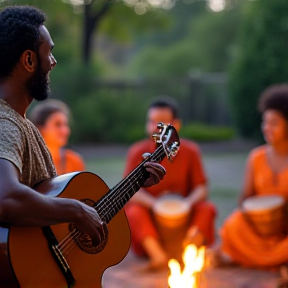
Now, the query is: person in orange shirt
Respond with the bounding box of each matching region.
[123,97,217,270]
[29,99,85,175]
[214,84,288,273]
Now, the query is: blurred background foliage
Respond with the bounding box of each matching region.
[229,0,288,141]
[1,0,287,145]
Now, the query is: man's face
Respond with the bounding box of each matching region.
[26,25,57,101]
[146,107,175,137]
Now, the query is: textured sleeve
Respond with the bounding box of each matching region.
[0,118,25,174]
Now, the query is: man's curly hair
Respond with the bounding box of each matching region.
[0,5,46,78]
[258,84,288,121]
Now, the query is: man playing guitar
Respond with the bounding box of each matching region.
[0,6,167,288]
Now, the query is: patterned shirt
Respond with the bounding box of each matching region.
[0,99,56,187]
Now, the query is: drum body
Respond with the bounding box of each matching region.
[153,194,190,228]
[242,195,286,237]
[153,194,190,258]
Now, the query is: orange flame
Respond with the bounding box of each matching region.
[168,244,205,288]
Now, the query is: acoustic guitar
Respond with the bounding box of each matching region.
[0,123,180,288]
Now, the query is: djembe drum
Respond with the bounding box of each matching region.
[241,195,286,237]
[153,194,190,258]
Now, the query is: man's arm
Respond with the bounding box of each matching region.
[129,188,157,209]
[186,184,208,207]
[0,158,106,241]
[0,159,165,237]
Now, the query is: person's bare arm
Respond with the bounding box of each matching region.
[0,158,106,242]
[238,156,255,205]
[129,188,157,209]
[186,184,208,207]
[0,159,165,237]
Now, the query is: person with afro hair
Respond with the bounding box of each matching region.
[213,84,288,275]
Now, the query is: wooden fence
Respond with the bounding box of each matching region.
[95,72,231,126]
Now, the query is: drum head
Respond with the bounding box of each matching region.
[242,195,286,237]
[242,195,285,213]
[153,194,189,218]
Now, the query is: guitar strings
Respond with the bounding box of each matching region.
[57,145,165,256]
[58,146,164,256]
[58,229,79,249]
[97,145,164,217]
[57,161,148,256]
[61,232,78,254]
[58,160,154,254]
[96,145,164,221]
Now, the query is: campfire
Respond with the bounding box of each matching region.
[168,244,206,288]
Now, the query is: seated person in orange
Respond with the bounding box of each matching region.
[123,97,217,269]
[29,99,85,175]
[216,84,288,269]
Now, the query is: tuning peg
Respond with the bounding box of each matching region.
[171,146,178,154]
[152,134,161,143]
[171,142,179,149]
[142,152,151,160]
[170,143,179,156]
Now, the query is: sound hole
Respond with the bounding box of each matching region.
[68,198,108,254]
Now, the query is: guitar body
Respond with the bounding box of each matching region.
[0,124,180,288]
[4,172,131,288]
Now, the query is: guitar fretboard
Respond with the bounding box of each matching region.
[94,144,165,223]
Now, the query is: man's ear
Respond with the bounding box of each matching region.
[21,50,37,72]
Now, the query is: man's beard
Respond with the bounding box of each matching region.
[26,61,50,101]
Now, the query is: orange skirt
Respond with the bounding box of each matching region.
[220,209,288,267]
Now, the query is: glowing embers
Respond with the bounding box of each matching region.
[168,245,205,288]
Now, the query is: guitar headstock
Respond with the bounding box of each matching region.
[151,123,180,162]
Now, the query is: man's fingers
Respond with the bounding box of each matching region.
[142,162,166,187]
[98,220,108,242]
[91,221,107,246]
[145,170,160,184]
[144,162,166,176]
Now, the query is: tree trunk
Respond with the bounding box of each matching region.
[82,1,112,64]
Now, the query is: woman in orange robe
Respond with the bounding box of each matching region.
[217,84,288,269]
[29,99,85,175]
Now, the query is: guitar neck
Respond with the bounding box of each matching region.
[95,145,165,224]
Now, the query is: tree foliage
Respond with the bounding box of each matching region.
[229,0,288,140]
[64,0,169,64]
[127,2,241,77]
[0,0,245,144]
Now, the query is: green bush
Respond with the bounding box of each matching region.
[68,90,148,144]
[45,63,234,145]
[180,122,235,142]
